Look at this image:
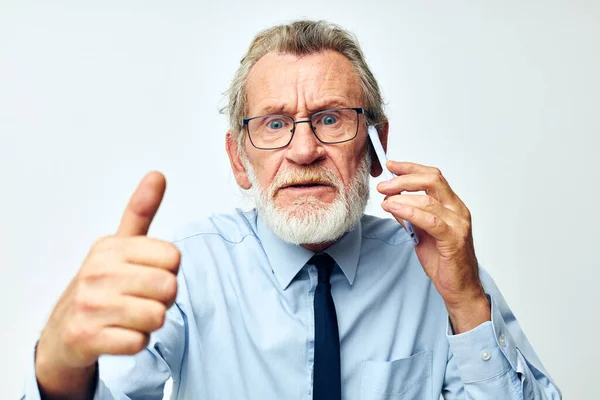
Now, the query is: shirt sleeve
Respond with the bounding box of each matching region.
[442,268,562,399]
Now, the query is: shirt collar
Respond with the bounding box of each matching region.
[256,213,362,290]
[326,220,362,285]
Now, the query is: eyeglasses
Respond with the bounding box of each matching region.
[242,107,365,150]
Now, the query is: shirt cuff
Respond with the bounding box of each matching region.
[446,294,518,383]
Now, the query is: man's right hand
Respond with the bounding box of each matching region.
[35,172,180,399]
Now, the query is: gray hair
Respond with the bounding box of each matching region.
[222,20,387,150]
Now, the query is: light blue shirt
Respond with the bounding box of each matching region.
[25,209,560,399]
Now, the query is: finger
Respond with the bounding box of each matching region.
[382,193,458,239]
[383,194,452,221]
[116,171,167,237]
[109,296,168,333]
[386,160,441,176]
[118,237,181,273]
[91,236,180,273]
[117,264,178,306]
[93,327,150,356]
[382,200,452,241]
[377,173,457,206]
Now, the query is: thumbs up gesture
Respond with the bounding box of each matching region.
[35,172,180,397]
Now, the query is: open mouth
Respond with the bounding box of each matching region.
[273,182,334,197]
[285,182,329,188]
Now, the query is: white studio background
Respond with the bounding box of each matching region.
[1,1,598,398]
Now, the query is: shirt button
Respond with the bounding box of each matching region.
[499,334,507,347]
[480,350,491,361]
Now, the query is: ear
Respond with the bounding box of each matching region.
[369,121,389,178]
[226,131,252,190]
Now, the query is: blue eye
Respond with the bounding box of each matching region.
[267,119,285,130]
[322,114,338,125]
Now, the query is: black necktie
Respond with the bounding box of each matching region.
[311,253,342,400]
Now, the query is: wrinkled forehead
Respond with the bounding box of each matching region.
[244,50,362,116]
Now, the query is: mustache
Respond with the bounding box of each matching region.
[269,165,342,197]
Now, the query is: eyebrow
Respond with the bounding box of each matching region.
[258,99,353,116]
[308,99,352,112]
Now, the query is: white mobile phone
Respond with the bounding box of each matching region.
[367,126,419,245]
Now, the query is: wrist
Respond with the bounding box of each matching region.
[446,294,491,334]
[35,339,97,399]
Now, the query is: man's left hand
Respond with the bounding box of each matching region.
[377,160,491,334]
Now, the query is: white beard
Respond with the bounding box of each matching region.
[243,154,371,245]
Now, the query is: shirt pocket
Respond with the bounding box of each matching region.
[359,350,432,400]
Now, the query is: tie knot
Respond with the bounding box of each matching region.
[310,253,336,284]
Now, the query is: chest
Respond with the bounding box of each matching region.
[180,255,449,399]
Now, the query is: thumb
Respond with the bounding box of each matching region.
[116,171,166,237]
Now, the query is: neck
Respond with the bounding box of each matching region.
[301,241,335,253]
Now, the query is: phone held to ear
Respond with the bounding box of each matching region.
[367,126,420,245]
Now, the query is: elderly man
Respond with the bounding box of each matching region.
[26,20,560,399]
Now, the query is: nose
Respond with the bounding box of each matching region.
[285,120,325,165]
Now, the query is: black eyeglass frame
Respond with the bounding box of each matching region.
[242,107,366,150]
